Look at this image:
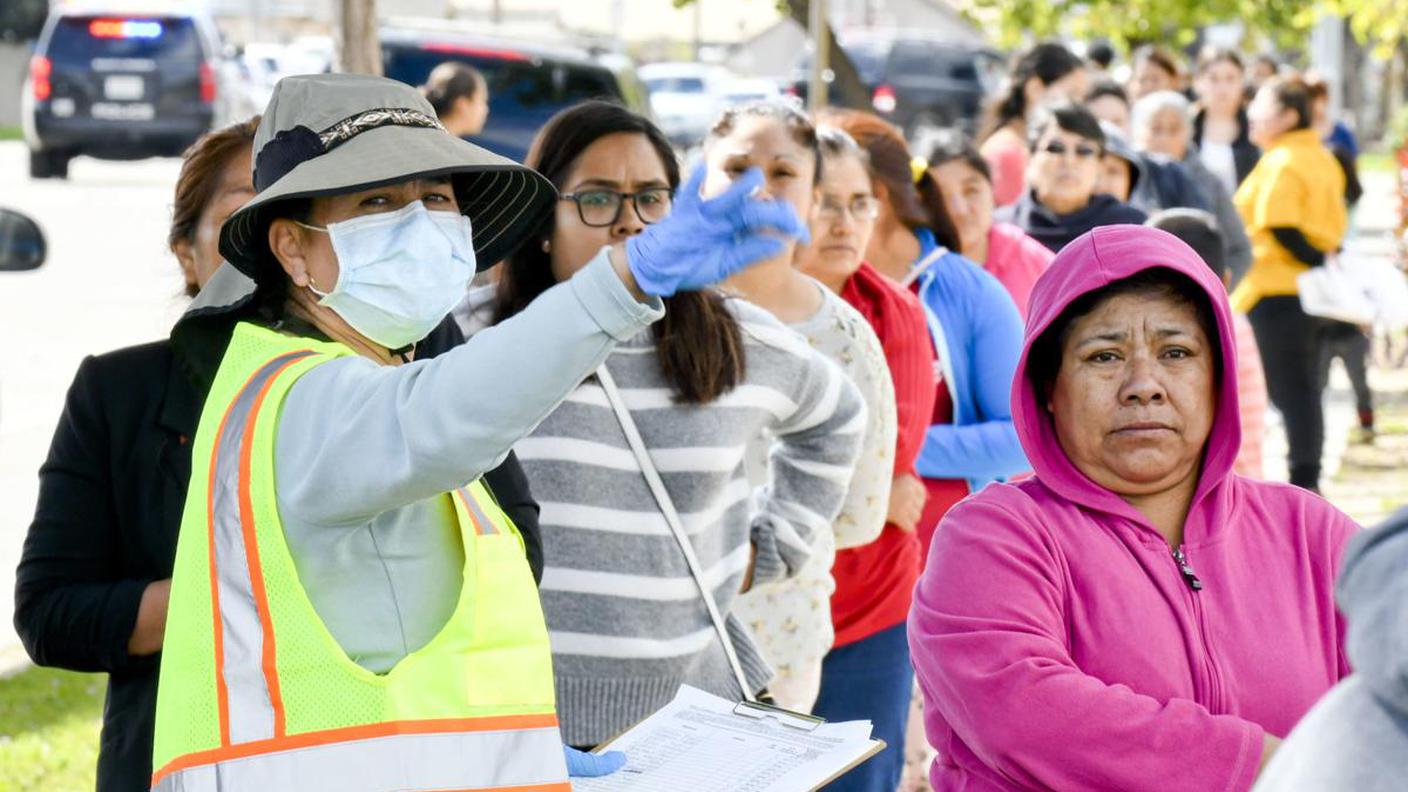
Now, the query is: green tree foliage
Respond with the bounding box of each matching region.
[963,0,1401,57]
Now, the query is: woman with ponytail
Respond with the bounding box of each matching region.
[978,42,1088,207]
[421,61,490,137]
[493,101,866,748]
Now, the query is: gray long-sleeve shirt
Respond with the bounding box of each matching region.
[272,249,662,673]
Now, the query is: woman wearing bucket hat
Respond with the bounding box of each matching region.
[146,73,809,792]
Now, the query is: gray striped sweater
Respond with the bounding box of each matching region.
[514,297,865,746]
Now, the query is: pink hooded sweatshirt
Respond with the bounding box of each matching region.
[908,224,1357,792]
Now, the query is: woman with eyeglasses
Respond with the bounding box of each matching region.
[998,102,1147,253]
[794,126,938,792]
[491,100,865,748]
[826,109,1027,565]
[695,102,896,715]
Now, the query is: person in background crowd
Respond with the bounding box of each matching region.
[1086,40,1115,75]
[997,103,1147,253]
[1232,76,1347,492]
[1148,208,1267,478]
[819,110,962,283]
[1086,79,1132,133]
[1129,45,1185,100]
[421,61,490,138]
[909,224,1356,792]
[1193,48,1261,197]
[1097,120,1210,215]
[923,129,1054,318]
[492,100,864,748]
[978,42,1089,208]
[1132,90,1254,284]
[826,109,1028,560]
[795,126,937,792]
[1305,72,1361,158]
[1253,507,1408,792]
[12,116,258,792]
[1304,75,1374,443]
[710,102,895,713]
[1251,54,1282,92]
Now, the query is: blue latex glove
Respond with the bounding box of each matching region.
[564,744,628,777]
[625,164,810,297]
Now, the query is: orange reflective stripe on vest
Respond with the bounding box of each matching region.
[151,714,569,792]
[206,350,316,746]
[455,486,499,535]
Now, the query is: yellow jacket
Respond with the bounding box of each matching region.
[1230,128,1347,313]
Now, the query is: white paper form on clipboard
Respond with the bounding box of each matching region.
[571,685,885,792]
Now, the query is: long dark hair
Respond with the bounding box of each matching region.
[821,108,961,251]
[978,42,1084,142]
[495,100,744,404]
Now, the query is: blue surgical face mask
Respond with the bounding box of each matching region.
[299,200,476,350]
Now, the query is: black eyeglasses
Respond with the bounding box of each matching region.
[1040,140,1102,159]
[560,188,673,227]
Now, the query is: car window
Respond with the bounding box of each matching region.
[645,77,705,93]
[562,65,618,99]
[46,16,201,67]
[383,45,621,109]
[888,43,932,77]
[802,41,887,84]
[949,60,978,81]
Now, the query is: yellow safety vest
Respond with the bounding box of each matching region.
[151,322,568,791]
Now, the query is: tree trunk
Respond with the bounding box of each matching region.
[783,0,869,110]
[335,0,382,76]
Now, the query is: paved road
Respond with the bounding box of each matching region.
[1,143,187,669]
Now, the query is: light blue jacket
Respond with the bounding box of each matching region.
[910,228,1029,491]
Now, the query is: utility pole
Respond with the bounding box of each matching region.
[808,0,828,112]
[693,0,702,61]
[334,0,382,76]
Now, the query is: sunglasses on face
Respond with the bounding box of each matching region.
[1040,140,1102,159]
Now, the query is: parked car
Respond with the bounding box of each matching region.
[638,62,730,147]
[720,76,783,107]
[788,34,1004,143]
[21,7,231,179]
[381,29,648,163]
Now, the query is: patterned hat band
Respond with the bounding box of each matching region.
[253,107,447,193]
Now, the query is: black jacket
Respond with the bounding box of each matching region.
[995,191,1149,253]
[13,320,542,792]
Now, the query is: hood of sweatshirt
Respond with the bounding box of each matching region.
[1336,507,1408,715]
[1012,223,1242,535]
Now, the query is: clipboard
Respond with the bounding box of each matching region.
[731,701,887,791]
[579,686,887,792]
[812,739,887,791]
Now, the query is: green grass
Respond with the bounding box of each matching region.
[0,126,22,142]
[1360,151,1395,174]
[0,667,104,791]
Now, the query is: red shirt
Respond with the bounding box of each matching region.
[832,263,936,647]
[917,380,970,568]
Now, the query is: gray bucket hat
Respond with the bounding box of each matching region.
[218,72,555,277]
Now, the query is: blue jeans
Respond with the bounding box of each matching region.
[812,622,914,792]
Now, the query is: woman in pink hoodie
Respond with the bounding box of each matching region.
[908,224,1356,791]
